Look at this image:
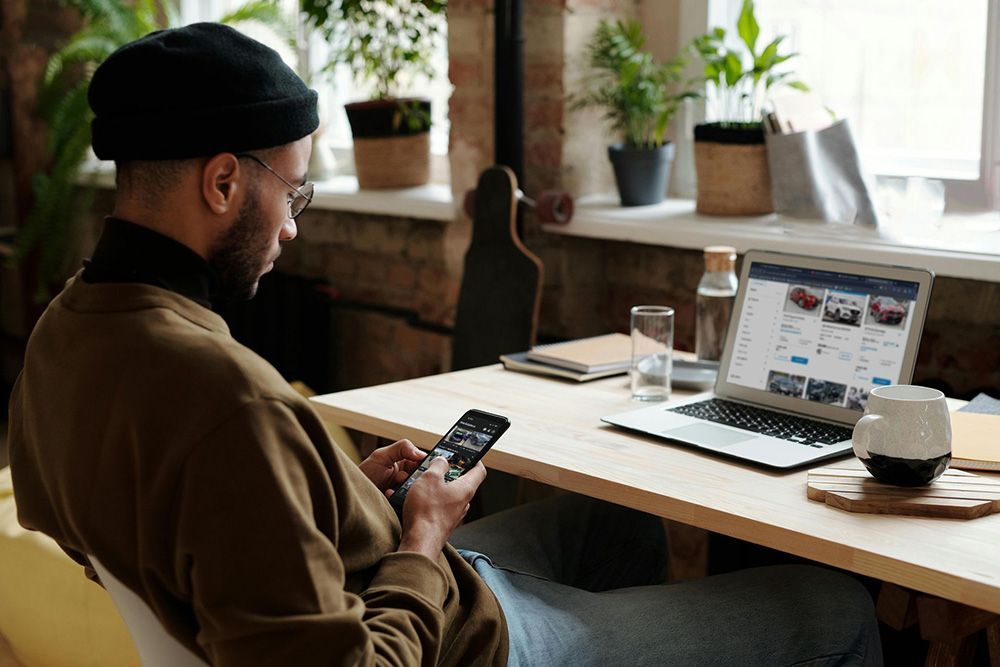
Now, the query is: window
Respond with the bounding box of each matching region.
[706,0,999,208]
[179,0,451,164]
[305,22,451,156]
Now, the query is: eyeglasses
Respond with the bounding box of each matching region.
[235,153,314,219]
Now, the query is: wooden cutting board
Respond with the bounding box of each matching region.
[807,466,1000,519]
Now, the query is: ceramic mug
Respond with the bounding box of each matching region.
[852,385,951,486]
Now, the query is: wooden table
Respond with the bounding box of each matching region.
[311,365,1000,616]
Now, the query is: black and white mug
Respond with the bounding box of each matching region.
[852,385,952,486]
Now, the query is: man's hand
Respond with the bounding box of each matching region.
[358,439,426,495]
[398,458,487,561]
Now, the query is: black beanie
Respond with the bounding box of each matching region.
[89,22,318,160]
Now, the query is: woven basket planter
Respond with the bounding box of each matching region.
[694,124,774,216]
[353,133,430,189]
[345,98,432,190]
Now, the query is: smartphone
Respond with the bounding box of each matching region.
[389,409,510,514]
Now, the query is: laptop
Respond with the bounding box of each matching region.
[602,250,934,469]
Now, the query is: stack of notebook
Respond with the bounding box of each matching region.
[501,334,631,382]
[500,333,719,389]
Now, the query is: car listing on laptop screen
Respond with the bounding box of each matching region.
[726,262,920,412]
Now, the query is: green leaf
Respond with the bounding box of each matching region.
[303,0,446,97]
[723,51,743,87]
[755,36,782,71]
[654,111,669,146]
[220,0,295,49]
[577,17,697,146]
[786,80,810,91]
[736,0,760,56]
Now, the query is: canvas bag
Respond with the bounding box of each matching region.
[765,119,879,227]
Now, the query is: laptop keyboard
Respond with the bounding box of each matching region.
[667,398,853,448]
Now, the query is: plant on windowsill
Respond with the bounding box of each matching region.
[301,0,445,190]
[689,0,807,216]
[12,0,293,300]
[574,19,697,206]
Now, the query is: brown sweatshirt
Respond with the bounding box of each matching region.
[8,275,507,666]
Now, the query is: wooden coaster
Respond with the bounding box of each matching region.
[807,467,1000,519]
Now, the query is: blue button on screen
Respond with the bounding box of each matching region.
[872,377,891,385]
[791,356,809,365]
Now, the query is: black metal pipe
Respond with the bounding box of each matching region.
[494,0,524,183]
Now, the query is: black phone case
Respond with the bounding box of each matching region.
[389,409,510,513]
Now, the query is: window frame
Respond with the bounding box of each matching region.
[672,0,1000,211]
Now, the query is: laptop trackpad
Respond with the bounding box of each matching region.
[665,423,755,448]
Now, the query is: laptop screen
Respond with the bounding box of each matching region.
[724,260,922,413]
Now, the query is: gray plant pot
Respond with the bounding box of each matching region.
[607,142,675,206]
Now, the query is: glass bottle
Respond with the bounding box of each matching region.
[696,246,738,362]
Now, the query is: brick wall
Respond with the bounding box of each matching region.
[438,0,999,398]
[274,209,457,390]
[2,1,997,401]
[519,234,1000,397]
[75,189,1000,399]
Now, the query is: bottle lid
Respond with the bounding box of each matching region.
[704,245,736,272]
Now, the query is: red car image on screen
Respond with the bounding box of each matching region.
[788,287,819,310]
[869,297,906,325]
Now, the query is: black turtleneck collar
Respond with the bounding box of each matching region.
[82,217,216,309]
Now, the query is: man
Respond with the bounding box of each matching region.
[8,23,882,666]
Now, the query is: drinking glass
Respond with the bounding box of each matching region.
[630,305,674,401]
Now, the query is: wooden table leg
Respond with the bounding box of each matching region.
[875,582,1000,666]
[986,621,1000,667]
[358,433,382,459]
[876,582,919,631]
[663,520,709,583]
[925,636,978,667]
[918,594,1000,667]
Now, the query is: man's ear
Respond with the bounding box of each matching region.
[201,153,242,215]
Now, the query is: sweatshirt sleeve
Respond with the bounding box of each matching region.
[173,398,449,666]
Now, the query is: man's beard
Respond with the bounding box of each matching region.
[209,186,272,303]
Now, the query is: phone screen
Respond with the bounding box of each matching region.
[389,409,509,512]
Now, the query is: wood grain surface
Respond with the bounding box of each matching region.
[311,364,1000,614]
[807,466,1000,519]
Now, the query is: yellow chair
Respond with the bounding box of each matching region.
[0,388,358,666]
[0,467,140,667]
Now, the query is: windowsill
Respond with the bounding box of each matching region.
[543,195,1000,283]
[310,176,455,221]
[77,162,456,222]
[76,163,1000,282]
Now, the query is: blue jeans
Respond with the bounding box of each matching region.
[451,494,881,666]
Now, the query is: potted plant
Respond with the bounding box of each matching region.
[302,0,445,190]
[575,19,696,206]
[690,0,807,215]
[13,0,293,299]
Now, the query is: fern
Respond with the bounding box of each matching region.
[12,0,293,300]
[575,20,698,149]
[219,0,296,49]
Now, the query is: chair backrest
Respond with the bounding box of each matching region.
[89,557,209,667]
